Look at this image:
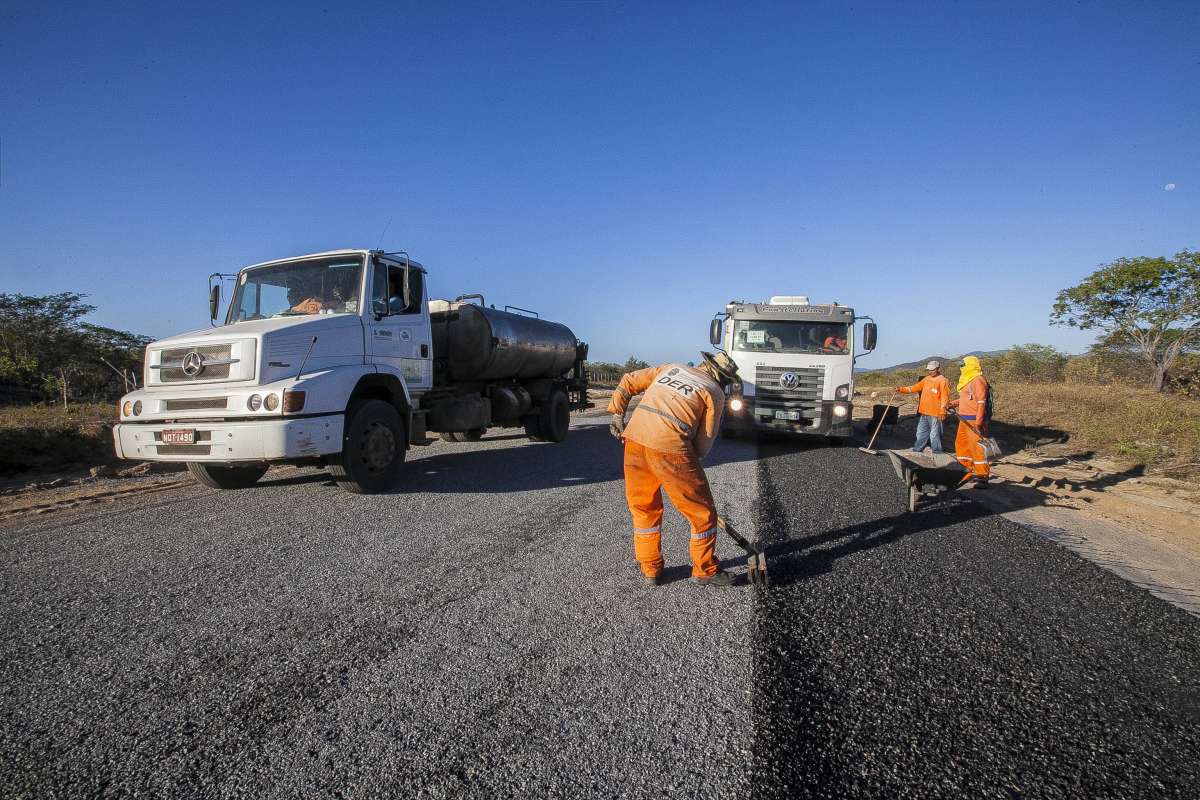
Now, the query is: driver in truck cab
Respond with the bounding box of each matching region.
[607,352,740,587]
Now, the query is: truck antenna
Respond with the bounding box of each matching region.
[296,336,319,381]
[376,217,393,250]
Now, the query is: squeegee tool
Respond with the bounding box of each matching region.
[716,517,770,588]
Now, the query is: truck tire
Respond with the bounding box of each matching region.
[329,399,406,494]
[540,390,570,443]
[186,462,268,490]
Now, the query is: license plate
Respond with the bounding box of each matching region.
[774,410,801,421]
[161,428,195,445]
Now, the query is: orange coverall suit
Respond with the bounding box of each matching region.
[897,375,951,418]
[955,376,991,480]
[608,364,726,579]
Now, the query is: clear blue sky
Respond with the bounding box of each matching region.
[2,1,1196,367]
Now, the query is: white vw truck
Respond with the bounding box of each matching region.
[708,296,877,441]
[114,249,590,493]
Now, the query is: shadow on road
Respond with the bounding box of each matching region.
[257,422,762,495]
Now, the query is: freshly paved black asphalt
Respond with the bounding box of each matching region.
[747,439,1200,799]
[1,418,1197,798]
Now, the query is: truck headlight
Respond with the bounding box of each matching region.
[832,404,849,418]
[122,401,133,417]
[132,401,142,416]
[835,384,850,400]
[729,397,744,412]
[247,394,262,411]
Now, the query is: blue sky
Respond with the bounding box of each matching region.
[1,1,1196,367]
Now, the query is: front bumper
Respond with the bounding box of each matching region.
[724,399,853,438]
[113,414,344,463]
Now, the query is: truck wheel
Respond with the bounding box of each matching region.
[540,390,570,443]
[329,400,406,494]
[186,462,268,490]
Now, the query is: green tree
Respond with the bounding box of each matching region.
[622,356,650,373]
[0,292,150,404]
[1051,250,1200,391]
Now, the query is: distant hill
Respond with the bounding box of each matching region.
[856,350,1008,374]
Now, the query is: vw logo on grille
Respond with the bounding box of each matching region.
[181,351,205,377]
[780,372,800,390]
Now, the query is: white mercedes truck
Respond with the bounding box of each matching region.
[113,249,590,493]
[708,296,876,441]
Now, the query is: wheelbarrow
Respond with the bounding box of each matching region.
[885,450,968,512]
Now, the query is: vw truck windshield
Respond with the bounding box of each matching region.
[732,319,850,354]
[228,256,364,323]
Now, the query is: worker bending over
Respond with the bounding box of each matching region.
[608,352,740,586]
[896,360,951,454]
[949,355,991,486]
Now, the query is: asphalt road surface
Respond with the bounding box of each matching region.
[2,417,1198,798]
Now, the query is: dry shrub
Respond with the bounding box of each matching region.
[992,383,1199,478]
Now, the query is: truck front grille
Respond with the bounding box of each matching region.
[157,345,233,382]
[753,365,825,419]
[162,397,229,411]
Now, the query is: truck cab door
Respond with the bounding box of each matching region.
[367,260,432,391]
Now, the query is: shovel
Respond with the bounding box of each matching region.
[716,517,769,587]
[859,391,899,455]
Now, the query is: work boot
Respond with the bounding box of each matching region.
[689,570,736,587]
[643,572,663,586]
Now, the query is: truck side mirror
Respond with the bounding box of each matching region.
[209,284,221,322]
[403,268,424,312]
[863,322,877,351]
[709,318,722,347]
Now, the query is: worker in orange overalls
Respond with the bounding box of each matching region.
[896,360,951,454]
[608,352,740,587]
[949,355,991,486]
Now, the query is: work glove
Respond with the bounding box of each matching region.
[608,414,626,439]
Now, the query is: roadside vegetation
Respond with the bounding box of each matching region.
[0,403,117,478]
[0,292,149,406]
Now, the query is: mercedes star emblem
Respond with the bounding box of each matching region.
[181,351,205,377]
[780,372,799,389]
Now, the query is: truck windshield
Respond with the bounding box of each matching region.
[732,319,850,354]
[228,256,364,322]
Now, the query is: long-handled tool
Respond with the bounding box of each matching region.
[859,391,899,455]
[716,517,769,587]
